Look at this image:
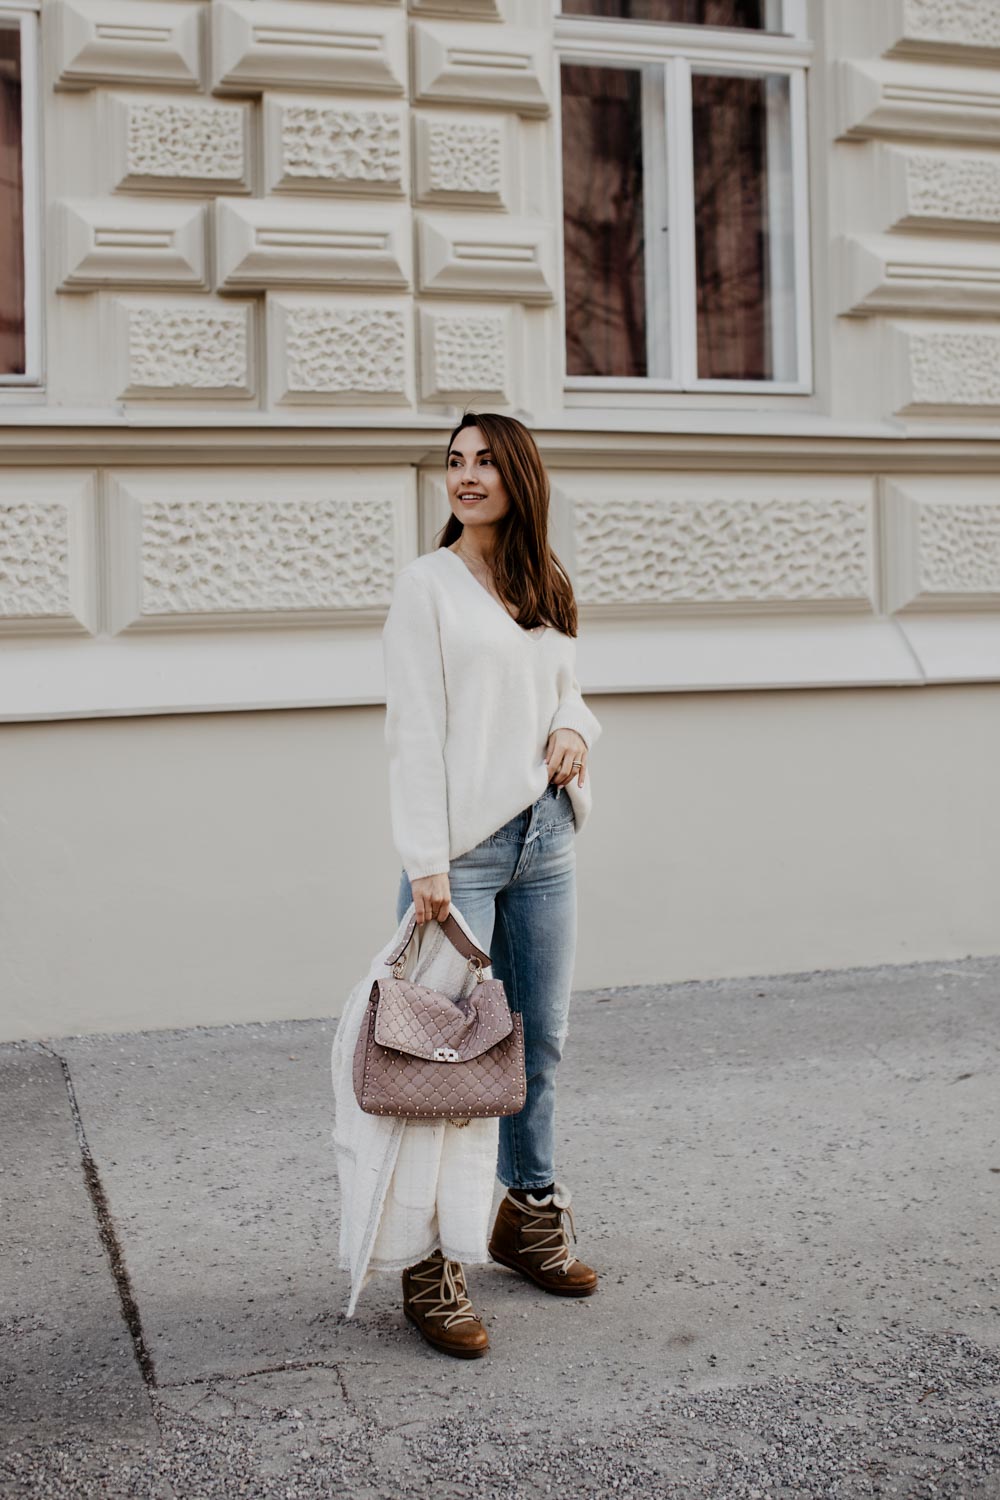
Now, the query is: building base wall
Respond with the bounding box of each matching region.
[2,684,998,1042]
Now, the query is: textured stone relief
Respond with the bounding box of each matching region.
[121,304,253,397]
[884,481,1000,609]
[52,0,203,90]
[117,99,248,190]
[421,308,508,397]
[918,502,1000,594]
[429,119,501,195]
[277,304,408,399]
[572,497,872,607]
[0,504,72,618]
[901,0,1000,52]
[894,148,1000,227]
[900,327,1000,409]
[269,102,404,193]
[140,497,396,615]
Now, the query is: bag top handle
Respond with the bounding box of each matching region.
[385,910,491,971]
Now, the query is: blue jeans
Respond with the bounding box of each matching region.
[395,782,577,1192]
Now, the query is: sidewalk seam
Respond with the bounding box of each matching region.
[38,1042,158,1391]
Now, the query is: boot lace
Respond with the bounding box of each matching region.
[408,1252,480,1329]
[513,1195,579,1275]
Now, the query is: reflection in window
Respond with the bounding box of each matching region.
[692,71,795,382]
[0,23,24,378]
[561,65,649,378]
[561,1,779,30]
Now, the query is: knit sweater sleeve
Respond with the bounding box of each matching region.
[548,656,603,752]
[382,568,451,882]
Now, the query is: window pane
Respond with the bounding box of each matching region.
[562,64,651,378]
[0,24,25,378]
[561,1,781,30]
[692,71,797,382]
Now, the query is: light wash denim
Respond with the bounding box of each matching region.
[395,781,577,1192]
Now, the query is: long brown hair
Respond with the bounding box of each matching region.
[438,412,579,637]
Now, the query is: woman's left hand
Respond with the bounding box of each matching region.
[544,728,588,788]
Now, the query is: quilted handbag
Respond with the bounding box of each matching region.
[352,912,526,1122]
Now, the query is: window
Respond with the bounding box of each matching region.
[561,1,788,30]
[0,2,40,385]
[557,0,811,393]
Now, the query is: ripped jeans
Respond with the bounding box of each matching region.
[396,781,578,1192]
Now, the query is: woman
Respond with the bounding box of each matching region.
[381,412,603,1359]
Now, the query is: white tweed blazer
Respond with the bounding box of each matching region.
[330,900,499,1316]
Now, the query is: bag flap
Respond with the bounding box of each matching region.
[372,977,512,1062]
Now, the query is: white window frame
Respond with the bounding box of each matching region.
[0,0,43,388]
[554,0,813,397]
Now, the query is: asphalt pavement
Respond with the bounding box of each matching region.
[1,955,998,1498]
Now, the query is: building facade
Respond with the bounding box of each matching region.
[2,0,999,1039]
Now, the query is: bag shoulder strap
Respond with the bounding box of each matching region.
[386,910,490,969]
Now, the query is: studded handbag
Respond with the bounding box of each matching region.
[352,911,526,1122]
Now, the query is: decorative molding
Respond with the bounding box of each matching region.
[416,214,555,301]
[837,235,1000,317]
[0,425,998,466]
[106,469,414,631]
[419,304,510,400]
[50,0,202,90]
[263,97,405,196]
[215,199,411,291]
[104,95,251,196]
[412,22,550,116]
[0,472,99,636]
[54,200,208,291]
[554,475,876,613]
[834,60,1000,145]
[875,145,1000,233]
[413,114,510,207]
[0,613,938,724]
[892,322,1000,414]
[882,0,1000,64]
[269,297,411,405]
[113,300,256,401]
[409,0,503,17]
[885,478,1000,612]
[892,613,1000,683]
[211,2,406,95]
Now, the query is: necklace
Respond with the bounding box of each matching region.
[455,539,493,579]
[454,540,544,634]
[454,539,518,618]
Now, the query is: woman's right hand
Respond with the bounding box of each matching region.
[411,872,451,926]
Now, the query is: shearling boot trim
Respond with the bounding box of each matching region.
[502,1182,579,1273]
[489,1181,598,1296]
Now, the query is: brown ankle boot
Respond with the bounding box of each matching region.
[488,1184,598,1297]
[402,1250,489,1359]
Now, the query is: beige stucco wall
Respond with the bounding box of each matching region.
[3,682,998,1042]
[3,0,1000,1040]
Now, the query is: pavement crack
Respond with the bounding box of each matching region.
[38,1043,157,1392]
[162,1359,353,1393]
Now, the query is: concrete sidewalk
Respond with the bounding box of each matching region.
[1,957,998,1499]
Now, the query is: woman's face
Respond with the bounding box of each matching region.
[446,426,511,531]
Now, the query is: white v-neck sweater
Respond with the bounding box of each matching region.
[382,545,603,881]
